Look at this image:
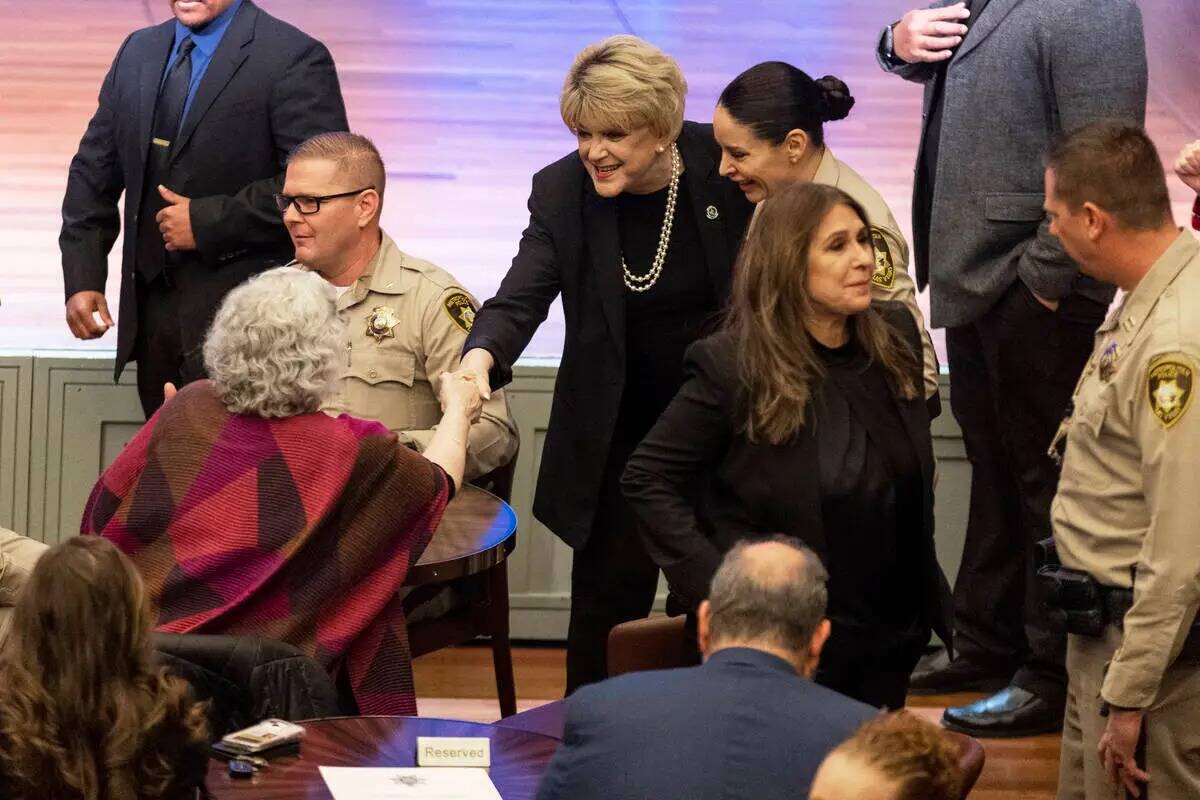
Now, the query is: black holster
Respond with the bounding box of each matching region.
[1036,536,1107,637]
[1040,565,1107,636]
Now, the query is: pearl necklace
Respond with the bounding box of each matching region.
[622,143,680,293]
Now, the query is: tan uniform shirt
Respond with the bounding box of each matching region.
[1052,230,1200,708]
[0,528,47,650]
[320,232,518,481]
[751,149,940,399]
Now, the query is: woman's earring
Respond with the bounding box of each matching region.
[656,145,665,153]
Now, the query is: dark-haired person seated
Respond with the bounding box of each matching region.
[536,538,876,800]
[623,183,952,710]
[84,266,482,716]
[0,537,209,800]
[0,528,47,651]
[712,61,939,411]
[1175,139,1200,231]
[810,712,964,800]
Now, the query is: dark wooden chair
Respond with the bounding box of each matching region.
[945,731,986,797]
[606,614,692,677]
[405,456,519,717]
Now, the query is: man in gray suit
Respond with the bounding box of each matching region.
[877,0,1146,736]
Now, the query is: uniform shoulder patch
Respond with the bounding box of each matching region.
[442,291,477,334]
[870,227,895,289]
[1147,355,1194,429]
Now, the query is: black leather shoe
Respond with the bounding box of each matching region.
[941,685,1065,738]
[908,650,1011,696]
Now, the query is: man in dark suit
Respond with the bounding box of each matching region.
[60,0,348,416]
[536,538,877,800]
[876,0,1146,736]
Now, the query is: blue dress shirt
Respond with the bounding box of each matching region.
[162,0,244,123]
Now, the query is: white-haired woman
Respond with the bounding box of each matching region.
[455,35,755,692]
[84,266,481,716]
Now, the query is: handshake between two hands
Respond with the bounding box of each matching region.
[437,368,491,424]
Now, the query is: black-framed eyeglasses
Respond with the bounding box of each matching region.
[273,187,375,215]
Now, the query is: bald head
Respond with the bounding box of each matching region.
[705,537,828,656]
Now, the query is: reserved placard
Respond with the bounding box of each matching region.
[416,737,491,768]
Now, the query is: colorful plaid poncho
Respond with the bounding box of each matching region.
[82,380,448,715]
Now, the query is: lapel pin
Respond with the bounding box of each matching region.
[706,205,719,220]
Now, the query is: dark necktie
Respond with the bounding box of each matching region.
[137,36,195,282]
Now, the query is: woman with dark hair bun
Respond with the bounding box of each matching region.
[714,61,940,413]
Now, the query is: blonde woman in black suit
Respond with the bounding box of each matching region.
[455,36,755,692]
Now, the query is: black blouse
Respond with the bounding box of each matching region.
[811,338,924,640]
[613,178,715,449]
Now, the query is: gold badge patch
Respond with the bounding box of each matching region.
[1147,357,1194,429]
[442,292,476,334]
[365,306,400,343]
[870,228,895,289]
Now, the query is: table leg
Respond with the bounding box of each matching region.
[488,561,517,718]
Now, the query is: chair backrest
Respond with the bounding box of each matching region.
[153,633,344,735]
[606,614,690,678]
[944,730,986,798]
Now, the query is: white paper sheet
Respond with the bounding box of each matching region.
[319,766,503,800]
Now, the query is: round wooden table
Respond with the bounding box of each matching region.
[402,483,521,718]
[407,484,518,586]
[206,716,559,799]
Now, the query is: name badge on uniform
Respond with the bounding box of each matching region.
[1098,342,1119,382]
[366,306,400,343]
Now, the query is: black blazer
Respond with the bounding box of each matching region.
[60,0,348,378]
[465,121,755,548]
[621,303,953,643]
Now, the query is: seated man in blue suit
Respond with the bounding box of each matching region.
[537,537,878,800]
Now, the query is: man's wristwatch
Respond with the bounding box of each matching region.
[880,22,904,67]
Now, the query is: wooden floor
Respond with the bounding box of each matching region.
[414,644,1061,799]
[1,0,1197,356]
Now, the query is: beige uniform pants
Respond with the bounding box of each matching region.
[0,528,48,650]
[1058,627,1200,799]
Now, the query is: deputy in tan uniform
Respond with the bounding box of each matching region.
[713,62,940,407]
[278,132,517,481]
[0,528,47,651]
[1043,123,1200,799]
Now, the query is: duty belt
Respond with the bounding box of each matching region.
[1040,564,1200,665]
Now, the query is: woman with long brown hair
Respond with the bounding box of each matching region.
[0,537,209,800]
[622,182,951,709]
